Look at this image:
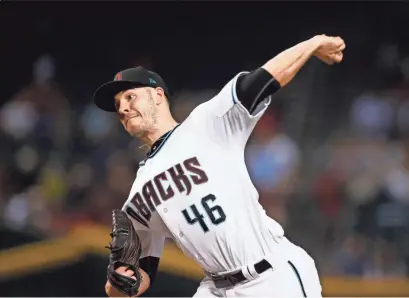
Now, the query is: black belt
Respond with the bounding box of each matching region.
[210,259,272,288]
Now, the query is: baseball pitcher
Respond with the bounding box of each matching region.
[93,34,345,297]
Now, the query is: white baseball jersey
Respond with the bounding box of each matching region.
[121,71,285,274]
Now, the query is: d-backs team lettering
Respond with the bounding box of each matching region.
[126,157,208,228]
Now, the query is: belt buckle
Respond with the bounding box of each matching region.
[209,272,223,280]
[211,273,236,288]
[226,275,238,285]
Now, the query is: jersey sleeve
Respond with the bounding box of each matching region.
[125,210,166,258]
[137,230,166,259]
[125,214,164,283]
[192,71,271,147]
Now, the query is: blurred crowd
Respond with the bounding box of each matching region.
[1,41,409,279]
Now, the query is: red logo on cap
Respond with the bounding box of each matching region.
[115,72,122,81]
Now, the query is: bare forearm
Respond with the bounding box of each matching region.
[262,36,320,87]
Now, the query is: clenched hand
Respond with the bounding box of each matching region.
[312,35,346,65]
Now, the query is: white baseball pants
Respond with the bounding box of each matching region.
[193,237,322,297]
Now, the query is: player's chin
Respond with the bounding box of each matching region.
[124,119,140,134]
[126,124,145,137]
[126,126,141,137]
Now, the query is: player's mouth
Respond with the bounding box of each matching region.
[125,114,141,126]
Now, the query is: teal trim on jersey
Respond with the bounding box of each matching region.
[146,123,181,160]
[288,261,307,297]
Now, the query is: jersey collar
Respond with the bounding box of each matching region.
[139,124,181,166]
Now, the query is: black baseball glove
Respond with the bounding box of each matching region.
[106,209,142,297]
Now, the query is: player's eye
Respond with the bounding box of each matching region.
[127,94,136,101]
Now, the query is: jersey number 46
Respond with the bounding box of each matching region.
[181,194,226,233]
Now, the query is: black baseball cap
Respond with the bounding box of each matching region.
[93,66,170,112]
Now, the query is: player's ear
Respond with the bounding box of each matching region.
[154,87,165,105]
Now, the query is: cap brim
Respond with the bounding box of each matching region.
[93,81,144,112]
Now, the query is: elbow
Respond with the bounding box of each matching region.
[263,67,288,88]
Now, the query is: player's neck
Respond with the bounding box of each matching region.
[140,118,179,148]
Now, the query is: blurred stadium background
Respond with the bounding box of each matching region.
[1,2,409,297]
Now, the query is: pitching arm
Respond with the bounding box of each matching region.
[238,35,345,114]
[260,36,321,88]
[193,35,344,146]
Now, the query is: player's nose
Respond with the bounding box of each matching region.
[118,102,131,116]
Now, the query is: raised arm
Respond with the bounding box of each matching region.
[189,34,345,146]
[237,34,345,114]
[262,34,345,87]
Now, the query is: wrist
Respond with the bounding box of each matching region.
[310,35,323,55]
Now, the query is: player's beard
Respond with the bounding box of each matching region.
[129,90,159,139]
